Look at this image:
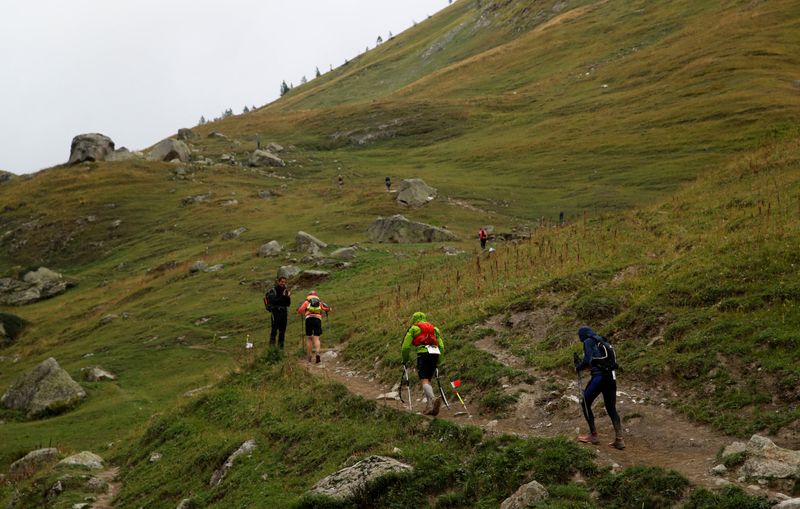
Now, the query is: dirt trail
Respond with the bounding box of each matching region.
[91,466,121,509]
[301,341,734,490]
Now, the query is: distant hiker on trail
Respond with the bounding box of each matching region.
[264,277,291,349]
[337,174,344,188]
[574,326,625,450]
[478,227,488,249]
[401,311,445,416]
[297,290,332,363]
[385,176,391,191]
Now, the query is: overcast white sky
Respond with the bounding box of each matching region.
[0,1,449,174]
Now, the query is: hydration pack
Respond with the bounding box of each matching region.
[591,335,619,372]
[411,322,438,347]
[306,297,322,315]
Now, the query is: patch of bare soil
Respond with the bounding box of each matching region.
[91,466,121,509]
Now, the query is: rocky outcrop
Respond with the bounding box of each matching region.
[296,231,328,252]
[500,480,548,509]
[330,247,356,261]
[189,261,208,273]
[396,178,437,207]
[248,150,285,168]
[0,170,15,183]
[57,451,104,470]
[8,448,59,481]
[147,139,190,163]
[177,128,197,141]
[210,439,256,487]
[367,215,457,243]
[267,142,284,153]
[1,358,87,418]
[107,147,141,162]
[277,266,301,280]
[741,435,800,480]
[0,312,27,347]
[68,133,115,164]
[0,267,71,306]
[295,270,330,287]
[81,367,116,382]
[309,456,412,500]
[257,240,282,257]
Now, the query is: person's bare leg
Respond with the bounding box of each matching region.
[306,337,313,361]
[313,336,321,363]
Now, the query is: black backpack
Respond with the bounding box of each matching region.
[592,335,619,372]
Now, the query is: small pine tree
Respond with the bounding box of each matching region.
[243,106,250,113]
[376,35,383,45]
[300,75,307,84]
[389,31,393,38]
[280,80,290,96]
[199,116,206,125]
[315,66,321,78]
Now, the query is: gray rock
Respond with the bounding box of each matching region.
[741,435,800,480]
[176,499,194,509]
[376,391,400,401]
[1,357,87,417]
[256,190,274,200]
[500,480,549,509]
[396,178,437,207]
[295,270,330,287]
[309,456,412,500]
[220,153,235,163]
[277,266,301,280]
[222,227,247,240]
[210,439,256,487]
[711,464,728,476]
[73,503,91,509]
[207,131,228,139]
[98,315,117,326]
[722,441,747,460]
[0,268,70,306]
[182,192,213,206]
[257,240,282,257]
[220,199,238,207]
[249,150,285,168]
[147,139,190,163]
[189,261,208,273]
[110,219,122,229]
[177,128,197,141]
[330,247,356,261]
[205,264,224,273]
[367,215,458,243]
[149,452,162,463]
[296,231,328,252]
[107,147,140,162]
[0,170,15,183]
[68,133,115,164]
[775,498,800,509]
[8,448,59,481]
[81,367,116,382]
[57,451,104,470]
[267,142,284,153]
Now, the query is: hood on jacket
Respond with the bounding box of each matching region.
[411,311,427,324]
[578,326,595,341]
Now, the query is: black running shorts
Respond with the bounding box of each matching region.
[305,317,322,336]
[416,352,439,380]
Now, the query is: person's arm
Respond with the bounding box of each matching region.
[297,300,308,316]
[401,326,418,364]
[575,340,592,371]
[435,327,445,363]
[322,302,332,313]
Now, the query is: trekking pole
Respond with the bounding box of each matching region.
[451,382,471,418]
[573,352,590,421]
[400,365,413,412]
[434,368,450,409]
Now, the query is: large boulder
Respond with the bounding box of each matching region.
[68,133,115,164]
[222,227,247,240]
[500,480,548,509]
[1,357,87,418]
[277,265,301,280]
[396,178,437,207]
[330,247,356,261]
[295,270,330,287]
[0,267,70,306]
[296,231,328,252]
[741,435,800,480]
[309,456,412,501]
[147,139,190,162]
[57,451,104,470]
[107,147,141,162]
[210,439,256,487]
[0,170,15,184]
[367,215,457,243]
[81,367,116,382]
[176,128,197,141]
[7,448,59,481]
[257,240,282,257]
[249,150,285,168]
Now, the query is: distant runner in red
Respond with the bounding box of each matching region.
[478,227,488,249]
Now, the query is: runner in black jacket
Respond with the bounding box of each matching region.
[265,277,291,349]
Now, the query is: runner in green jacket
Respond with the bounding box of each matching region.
[402,311,445,416]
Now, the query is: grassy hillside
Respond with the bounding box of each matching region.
[1,0,799,506]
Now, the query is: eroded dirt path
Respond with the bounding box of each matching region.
[91,466,121,509]
[302,340,732,490]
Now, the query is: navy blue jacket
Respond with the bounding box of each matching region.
[575,326,613,377]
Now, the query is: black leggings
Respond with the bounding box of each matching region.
[582,374,621,434]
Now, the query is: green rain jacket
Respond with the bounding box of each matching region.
[401,311,445,364]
